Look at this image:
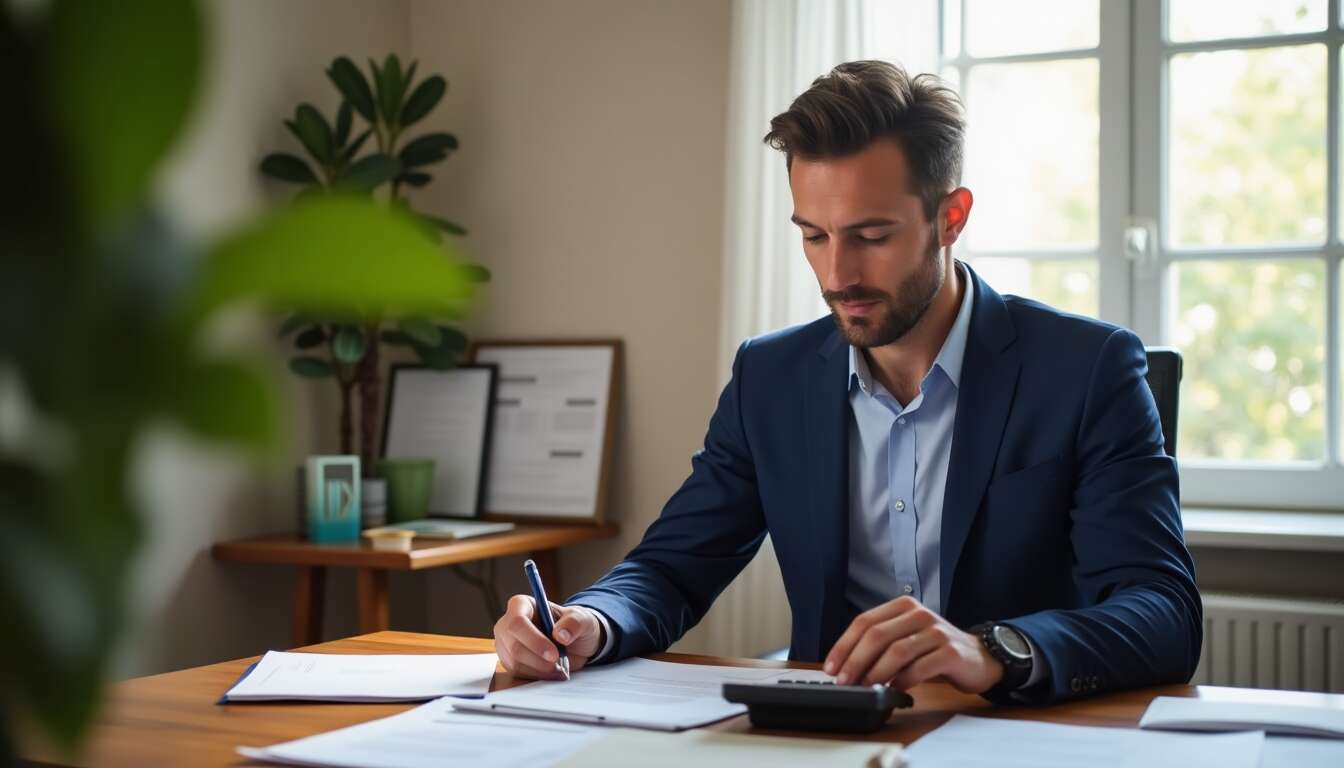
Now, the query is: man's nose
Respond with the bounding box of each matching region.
[823,240,861,292]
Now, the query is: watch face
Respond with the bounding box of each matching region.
[993,625,1031,659]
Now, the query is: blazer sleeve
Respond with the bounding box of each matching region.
[565,340,767,661]
[999,328,1203,704]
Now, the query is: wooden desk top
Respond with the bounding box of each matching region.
[23,631,1344,767]
[212,523,619,570]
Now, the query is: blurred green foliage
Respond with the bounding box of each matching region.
[0,0,478,756]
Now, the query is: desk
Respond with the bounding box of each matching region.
[22,631,1344,767]
[212,524,618,646]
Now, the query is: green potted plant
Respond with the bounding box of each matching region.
[260,54,486,480]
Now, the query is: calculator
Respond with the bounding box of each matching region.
[721,678,914,733]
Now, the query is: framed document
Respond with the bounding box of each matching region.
[470,340,622,524]
[380,364,498,519]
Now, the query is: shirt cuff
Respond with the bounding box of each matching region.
[569,605,615,663]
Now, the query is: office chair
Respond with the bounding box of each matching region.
[1144,347,1183,458]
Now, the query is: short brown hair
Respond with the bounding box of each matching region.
[764,60,965,221]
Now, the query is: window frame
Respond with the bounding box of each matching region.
[941,0,1343,509]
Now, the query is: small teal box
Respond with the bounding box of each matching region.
[306,455,361,543]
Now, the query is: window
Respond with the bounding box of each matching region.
[931,0,1342,508]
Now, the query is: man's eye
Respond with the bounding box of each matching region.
[857,234,889,244]
[804,233,827,243]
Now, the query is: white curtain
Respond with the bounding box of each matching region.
[697,0,941,658]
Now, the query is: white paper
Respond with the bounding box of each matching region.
[551,729,904,768]
[222,651,498,702]
[239,699,602,768]
[454,658,832,731]
[476,345,613,519]
[383,367,494,518]
[1140,695,1344,739]
[905,714,1264,768]
[1259,735,1344,767]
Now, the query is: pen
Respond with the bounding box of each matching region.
[523,559,570,680]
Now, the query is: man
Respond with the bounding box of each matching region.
[493,60,1201,703]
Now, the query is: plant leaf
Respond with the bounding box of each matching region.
[173,358,279,453]
[260,153,318,184]
[398,316,441,346]
[278,313,310,337]
[343,129,372,161]
[412,341,457,369]
[287,104,333,166]
[191,194,477,323]
[398,132,457,168]
[331,326,367,363]
[462,263,491,282]
[47,0,203,225]
[400,171,432,188]
[289,356,334,378]
[334,101,353,147]
[424,215,467,237]
[400,75,446,127]
[381,329,413,346]
[437,326,468,353]
[295,326,325,349]
[341,153,403,189]
[328,56,377,121]
[378,54,403,126]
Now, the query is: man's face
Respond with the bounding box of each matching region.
[789,138,946,348]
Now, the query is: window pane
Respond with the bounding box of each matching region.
[967,257,1098,317]
[1170,260,1326,461]
[1168,0,1325,42]
[943,0,961,58]
[964,60,1098,251]
[964,0,1097,57]
[1168,45,1326,248]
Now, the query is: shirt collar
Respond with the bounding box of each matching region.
[848,260,975,394]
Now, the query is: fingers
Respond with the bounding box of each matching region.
[889,645,960,691]
[552,606,601,659]
[859,624,949,685]
[494,595,564,679]
[833,601,937,685]
[824,596,920,676]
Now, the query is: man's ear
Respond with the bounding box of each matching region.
[937,187,974,247]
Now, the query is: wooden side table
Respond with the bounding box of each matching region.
[212,523,619,647]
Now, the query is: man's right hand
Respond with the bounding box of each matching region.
[493,594,604,679]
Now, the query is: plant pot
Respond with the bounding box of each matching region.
[376,458,435,523]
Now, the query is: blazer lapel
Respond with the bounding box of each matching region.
[940,264,1020,614]
[805,329,851,659]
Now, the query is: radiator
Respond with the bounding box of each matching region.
[1194,593,1344,692]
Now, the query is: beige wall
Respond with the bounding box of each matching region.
[404,0,735,650]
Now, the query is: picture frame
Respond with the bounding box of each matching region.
[379,364,498,519]
[469,339,622,525]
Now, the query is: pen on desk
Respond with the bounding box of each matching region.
[523,558,570,680]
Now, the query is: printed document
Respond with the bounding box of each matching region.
[453,657,832,730]
[552,729,905,768]
[1139,695,1344,738]
[239,699,601,768]
[905,714,1264,768]
[221,651,498,702]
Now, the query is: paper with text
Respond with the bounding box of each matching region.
[454,658,833,731]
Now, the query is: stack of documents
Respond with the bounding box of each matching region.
[1139,695,1344,738]
[220,651,498,703]
[452,657,833,730]
[904,715,1265,768]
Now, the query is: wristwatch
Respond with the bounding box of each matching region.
[971,622,1033,692]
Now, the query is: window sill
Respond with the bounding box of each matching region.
[1182,507,1344,553]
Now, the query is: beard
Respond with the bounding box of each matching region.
[822,234,946,349]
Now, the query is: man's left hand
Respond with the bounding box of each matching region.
[823,596,1004,693]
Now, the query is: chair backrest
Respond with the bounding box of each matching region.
[1144,347,1183,458]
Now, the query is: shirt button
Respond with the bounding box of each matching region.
[898,417,906,425]
[903,584,913,594]
[894,499,906,511]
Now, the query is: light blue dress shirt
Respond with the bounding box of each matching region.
[844,262,974,617]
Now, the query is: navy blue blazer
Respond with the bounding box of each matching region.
[568,263,1202,703]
